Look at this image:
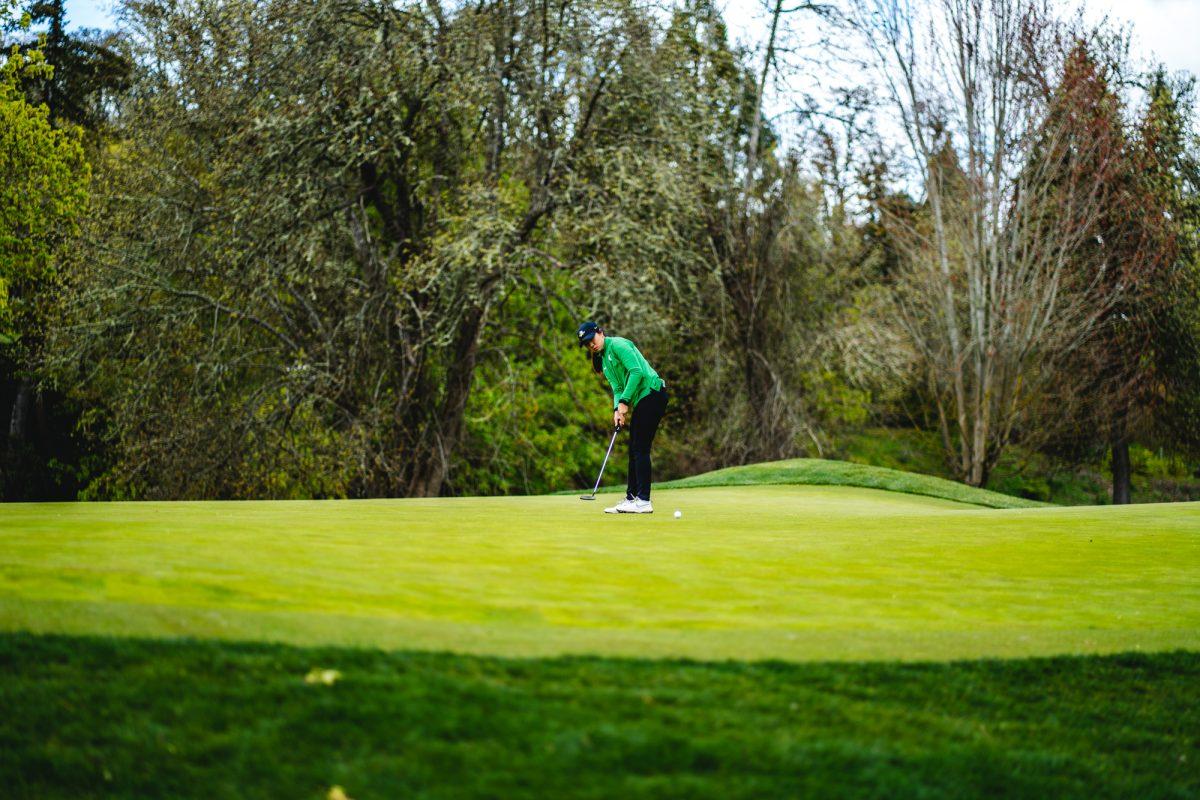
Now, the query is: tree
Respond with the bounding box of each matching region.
[1143,74,1200,462]
[647,0,872,466]
[1062,56,1185,503]
[850,0,1134,487]
[1085,70,1200,500]
[1025,60,1200,504]
[0,2,90,493]
[15,0,131,134]
[49,0,721,498]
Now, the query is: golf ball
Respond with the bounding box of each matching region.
[674,510,682,519]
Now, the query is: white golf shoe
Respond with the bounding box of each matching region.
[605,497,639,514]
[629,499,654,514]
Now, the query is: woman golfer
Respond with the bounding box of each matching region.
[577,321,669,514]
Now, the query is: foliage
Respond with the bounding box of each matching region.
[453,274,623,496]
[1042,49,1191,503]
[10,0,131,136]
[0,3,90,500]
[643,2,878,466]
[47,0,743,499]
[837,427,1200,505]
[0,9,88,349]
[1140,73,1200,457]
[1013,63,1200,502]
[848,2,1168,489]
[5,0,1198,501]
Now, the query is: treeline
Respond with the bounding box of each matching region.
[2,0,1198,502]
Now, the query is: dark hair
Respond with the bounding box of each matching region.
[591,352,604,375]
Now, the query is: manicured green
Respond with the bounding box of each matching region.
[2,633,1196,799]
[2,486,1196,661]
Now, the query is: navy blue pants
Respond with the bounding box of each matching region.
[625,387,669,502]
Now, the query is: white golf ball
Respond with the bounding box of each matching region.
[674,510,682,519]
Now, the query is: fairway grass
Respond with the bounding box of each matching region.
[2,485,1197,661]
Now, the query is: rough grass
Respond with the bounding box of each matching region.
[2,633,1196,800]
[2,487,1197,661]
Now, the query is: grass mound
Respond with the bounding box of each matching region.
[835,427,1200,505]
[3,632,1196,799]
[657,458,1047,509]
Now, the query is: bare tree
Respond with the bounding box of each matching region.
[849,0,1130,486]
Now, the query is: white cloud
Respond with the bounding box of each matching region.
[1089,0,1200,78]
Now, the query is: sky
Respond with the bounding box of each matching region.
[1087,0,1200,78]
[60,0,114,29]
[716,0,1200,77]
[62,0,1200,77]
[62,0,1199,78]
[59,0,1197,147]
[60,0,116,30]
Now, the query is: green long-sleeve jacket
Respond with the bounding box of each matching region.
[601,336,664,410]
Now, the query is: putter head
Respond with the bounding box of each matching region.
[579,495,596,501]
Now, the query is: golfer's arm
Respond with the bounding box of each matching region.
[612,341,644,407]
[605,371,623,410]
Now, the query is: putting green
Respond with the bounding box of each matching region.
[1,486,1197,661]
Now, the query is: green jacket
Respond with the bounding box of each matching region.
[601,336,664,410]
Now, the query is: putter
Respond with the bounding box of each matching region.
[580,424,621,500]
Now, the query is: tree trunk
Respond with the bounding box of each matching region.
[4,380,33,498]
[7,380,33,450]
[1110,434,1132,505]
[744,0,783,193]
[724,257,785,461]
[744,344,779,458]
[43,0,66,120]
[406,304,487,497]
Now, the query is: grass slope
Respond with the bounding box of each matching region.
[837,427,1200,505]
[655,458,1046,509]
[2,487,1196,661]
[2,633,1196,799]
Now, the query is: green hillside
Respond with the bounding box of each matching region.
[656,457,1047,509]
[835,428,1200,505]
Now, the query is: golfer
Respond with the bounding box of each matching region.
[577,321,669,514]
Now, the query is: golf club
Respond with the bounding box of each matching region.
[580,424,621,500]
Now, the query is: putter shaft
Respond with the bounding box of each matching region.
[582,425,620,500]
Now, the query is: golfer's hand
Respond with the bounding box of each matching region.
[614,403,628,428]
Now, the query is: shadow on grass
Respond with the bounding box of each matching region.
[1,632,1196,799]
